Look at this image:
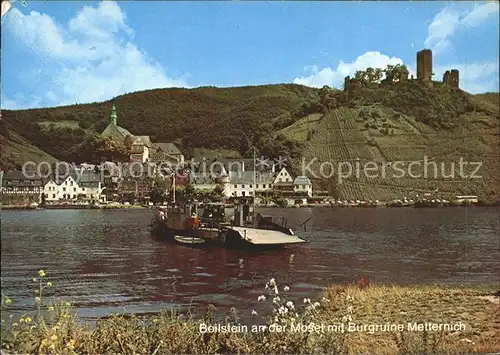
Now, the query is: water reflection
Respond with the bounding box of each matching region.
[1,207,498,319]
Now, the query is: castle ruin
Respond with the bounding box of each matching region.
[342,49,459,92]
[443,69,459,88]
[416,49,433,82]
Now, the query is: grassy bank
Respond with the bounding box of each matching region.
[1,271,498,354]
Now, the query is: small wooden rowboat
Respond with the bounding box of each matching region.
[173,235,207,245]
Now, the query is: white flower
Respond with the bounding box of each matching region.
[284,286,290,292]
[313,302,320,308]
[273,286,279,295]
[347,305,354,313]
[321,297,330,303]
[251,310,258,316]
[269,278,276,287]
[343,315,352,322]
[303,298,311,304]
[286,301,295,310]
[258,295,266,302]
[278,306,288,316]
[342,316,348,322]
[273,296,281,304]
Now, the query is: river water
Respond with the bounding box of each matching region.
[1,207,498,320]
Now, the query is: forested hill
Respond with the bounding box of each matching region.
[1,82,499,200]
[1,84,319,165]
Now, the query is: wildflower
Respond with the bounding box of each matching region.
[257,295,266,302]
[47,282,52,287]
[273,296,281,304]
[346,295,354,302]
[33,278,37,282]
[347,305,354,313]
[321,297,330,303]
[50,334,58,341]
[278,306,288,316]
[313,302,320,308]
[274,316,279,323]
[286,301,295,310]
[39,270,46,278]
[153,318,158,323]
[35,296,41,303]
[273,286,279,295]
[342,315,352,322]
[25,317,32,323]
[67,339,75,351]
[5,298,12,305]
[269,278,276,286]
[64,302,71,307]
[12,322,18,327]
[283,286,290,292]
[303,298,311,304]
[251,310,258,316]
[48,306,54,311]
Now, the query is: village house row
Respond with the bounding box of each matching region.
[1,106,313,205]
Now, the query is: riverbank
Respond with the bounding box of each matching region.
[0,204,148,210]
[1,272,498,354]
[2,201,499,211]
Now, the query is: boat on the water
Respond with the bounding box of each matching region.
[149,197,307,249]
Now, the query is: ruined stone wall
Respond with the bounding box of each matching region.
[443,69,459,88]
[416,49,433,81]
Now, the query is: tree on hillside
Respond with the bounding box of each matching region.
[318,85,338,112]
[66,135,129,164]
[383,64,409,83]
[149,176,169,204]
[124,135,133,151]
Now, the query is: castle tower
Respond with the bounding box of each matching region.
[109,104,117,126]
[442,69,460,88]
[416,49,433,82]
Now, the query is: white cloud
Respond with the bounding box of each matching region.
[425,2,499,55]
[293,51,404,89]
[2,1,189,108]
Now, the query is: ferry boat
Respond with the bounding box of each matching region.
[149,197,307,249]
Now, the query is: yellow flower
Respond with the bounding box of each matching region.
[67,339,75,350]
[5,298,12,305]
[25,317,33,323]
[35,296,41,303]
[50,334,58,341]
[48,306,55,311]
[12,322,18,327]
[64,302,71,307]
[47,281,52,287]
[38,270,46,277]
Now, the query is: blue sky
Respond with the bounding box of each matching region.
[1,1,498,109]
